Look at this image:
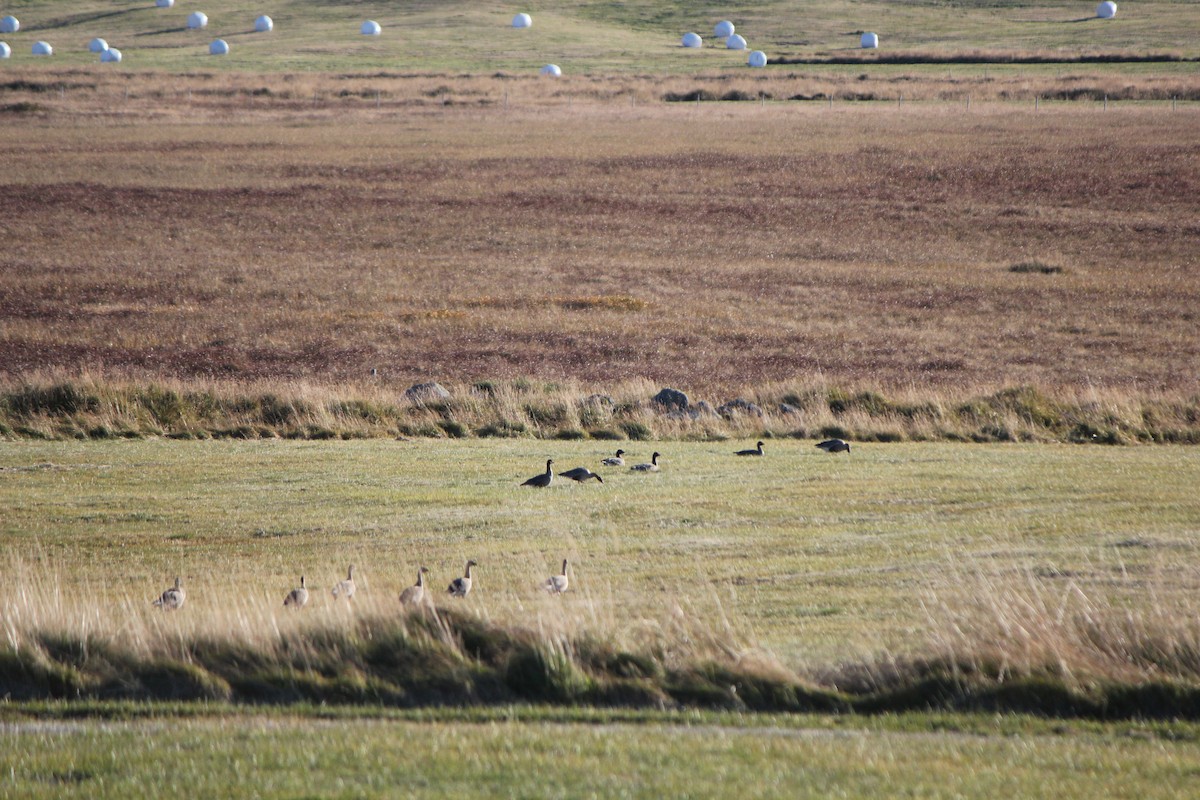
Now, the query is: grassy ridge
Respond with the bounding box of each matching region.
[2,379,1199,444]
[5,605,1200,719]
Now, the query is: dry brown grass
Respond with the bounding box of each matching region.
[1,68,1198,405]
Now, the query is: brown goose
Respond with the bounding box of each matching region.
[630,452,661,472]
[816,439,851,453]
[736,441,765,456]
[399,566,430,607]
[559,467,604,483]
[544,559,569,594]
[332,564,356,599]
[601,449,625,466]
[152,576,185,610]
[448,560,477,597]
[284,575,309,609]
[521,459,554,488]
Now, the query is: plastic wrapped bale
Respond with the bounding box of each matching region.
[156,0,174,7]
[748,50,767,67]
[1097,1,1117,18]
[188,12,208,29]
[361,20,381,35]
[89,38,109,53]
[101,47,122,63]
[861,32,879,48]
[0,15,18,34]
[0,42,10,59]
[209,38,229,55]
[512,13,532,28]
[32,41,53,56]
[255,15,273,32]
[682,32,702,48]
[540,64,562,77]
[714,20,734,39]
[726,34,747,50]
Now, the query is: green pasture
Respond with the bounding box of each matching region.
[2,708,1199,799]
[2,438,1197,664]
[0,0,1196,73]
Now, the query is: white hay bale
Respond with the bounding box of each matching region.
[89,38,109,53]
[32,41,53,56]
[101,47,122,63]
[512,13,532,28]
[1097,1,1117,18]
[0,42,10,59]
[540,63,562,77]
[187,11,208,29]
[682,32,702,48]
[255,15,273,33]
[156,0,174,7]
[748,50,767,68]
[726,34,747,50]
[209,38,229,55]
[361,20,381,36]
[861,32,879,49]
[714,20,734,39]
[0,15,18,34]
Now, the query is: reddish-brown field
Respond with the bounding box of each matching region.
[1,70,1198,399]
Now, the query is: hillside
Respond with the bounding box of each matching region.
[0,0,1197,73]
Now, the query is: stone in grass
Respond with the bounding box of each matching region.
[778,403,801,415]
[716,398,764,418]
[405,382,451,404]
[652,388,689,411]
[583,394,615,408]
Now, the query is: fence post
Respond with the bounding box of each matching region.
[1035,95,1039,111]
[1103,94,1108,111]
[966,94,970,111]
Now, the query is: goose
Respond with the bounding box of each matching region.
[601,449,626,467]
[399,566,430,607]
[558,467,604,483]
[332,564,356,599]
[284,575,309,609]
[544,559,569,594]
[630,452,661,472]
[816,439,851,453]
[736,441,765,456]
[521,459,554,488]
[152,576,185,610]
[448,560,477,597]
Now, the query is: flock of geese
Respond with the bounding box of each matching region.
[151,438,850,612]
[152,558,571,612]
[520,438,851,487]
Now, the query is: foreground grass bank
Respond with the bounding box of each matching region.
[3,710,1199,800]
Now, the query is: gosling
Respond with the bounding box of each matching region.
[284,575,309,609]
[448,560,477,598]
[152,576,185,610]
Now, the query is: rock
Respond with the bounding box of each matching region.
[405,382,451,404]
[652,388,689,411]
[692,400,716,417]
[583,394,615,408]
[717,398,764,419]
[778,403,801,415]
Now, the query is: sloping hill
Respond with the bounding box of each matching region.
[0,0,1196,72]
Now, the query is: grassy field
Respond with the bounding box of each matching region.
[2,438,1198,669]
[1,101,1197,405]
[3,439,1200,793]
[4,710,1200,799]
[0,0,1198,73]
